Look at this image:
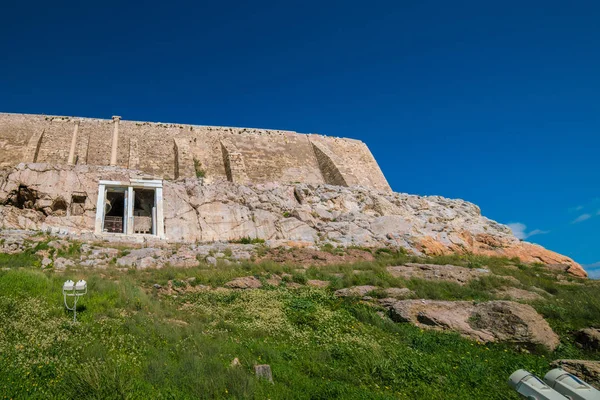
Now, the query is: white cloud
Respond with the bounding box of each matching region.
[583,262,600,280]
[507,223,549,240]
[569,205,584,212]
[507,223,527,239]
[527,229,550,237]
[572,214,592,224]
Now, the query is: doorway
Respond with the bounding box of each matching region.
[133,188,155,234]
[103,189,126,233]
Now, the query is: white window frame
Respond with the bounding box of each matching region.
[94,179,165,239]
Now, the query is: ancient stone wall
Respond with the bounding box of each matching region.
[308,135,391,192]
[0,113,391,192]
[0,113,44,167]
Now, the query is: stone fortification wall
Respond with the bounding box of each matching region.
[0,113,391,192]
[0,113,45,167]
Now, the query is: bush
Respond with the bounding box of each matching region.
[231,237,265,244]
[193,158,206,178]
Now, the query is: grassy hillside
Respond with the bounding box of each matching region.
[0,241,599,399]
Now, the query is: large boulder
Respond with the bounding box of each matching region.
[381,299,559,350]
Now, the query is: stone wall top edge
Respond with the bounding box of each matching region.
[0,112,362,143]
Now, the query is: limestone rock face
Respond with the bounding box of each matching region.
[381,299,560,350]
[0,163,586,277]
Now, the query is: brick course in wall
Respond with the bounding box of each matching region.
[0,113,391,192]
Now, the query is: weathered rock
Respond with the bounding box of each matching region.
[41,257,52,268]
[0,163,586,277]
[53,257,74,270]
[254,364,274,383]
[224,276,262,289]
[469,301,559,350]
[231,358,241,367]
[574,328,600,350]
[116,248,162,268]
[137,256,157,269]
[205,256,217,266]
[380,299,559,350]
[550,360,600,389]
[386,263,490,285]
[334,285,379,297]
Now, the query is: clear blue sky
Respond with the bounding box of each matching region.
[1,1,598,276]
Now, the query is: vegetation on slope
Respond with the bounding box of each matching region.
[0,241,599,399]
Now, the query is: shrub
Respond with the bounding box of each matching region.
[231,237,265,244]
[193,158,206,178]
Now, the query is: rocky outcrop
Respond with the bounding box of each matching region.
[380,299,560,350]
[0,163,586,277]
[550,360,600,389]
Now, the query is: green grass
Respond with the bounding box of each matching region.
[57,241,83,259]
[0,248,41,269]
[193,158,206,178]
[0,247,598,399]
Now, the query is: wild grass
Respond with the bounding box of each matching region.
[0,245,598,398]
[0,250,41,269]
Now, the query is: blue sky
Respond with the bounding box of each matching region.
[1,1,598,276]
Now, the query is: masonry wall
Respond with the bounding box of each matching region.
[0,113,44,167]
[309,135,391,192]
[0,113,391,192]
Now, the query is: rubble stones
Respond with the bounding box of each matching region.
[53,257,74,270]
